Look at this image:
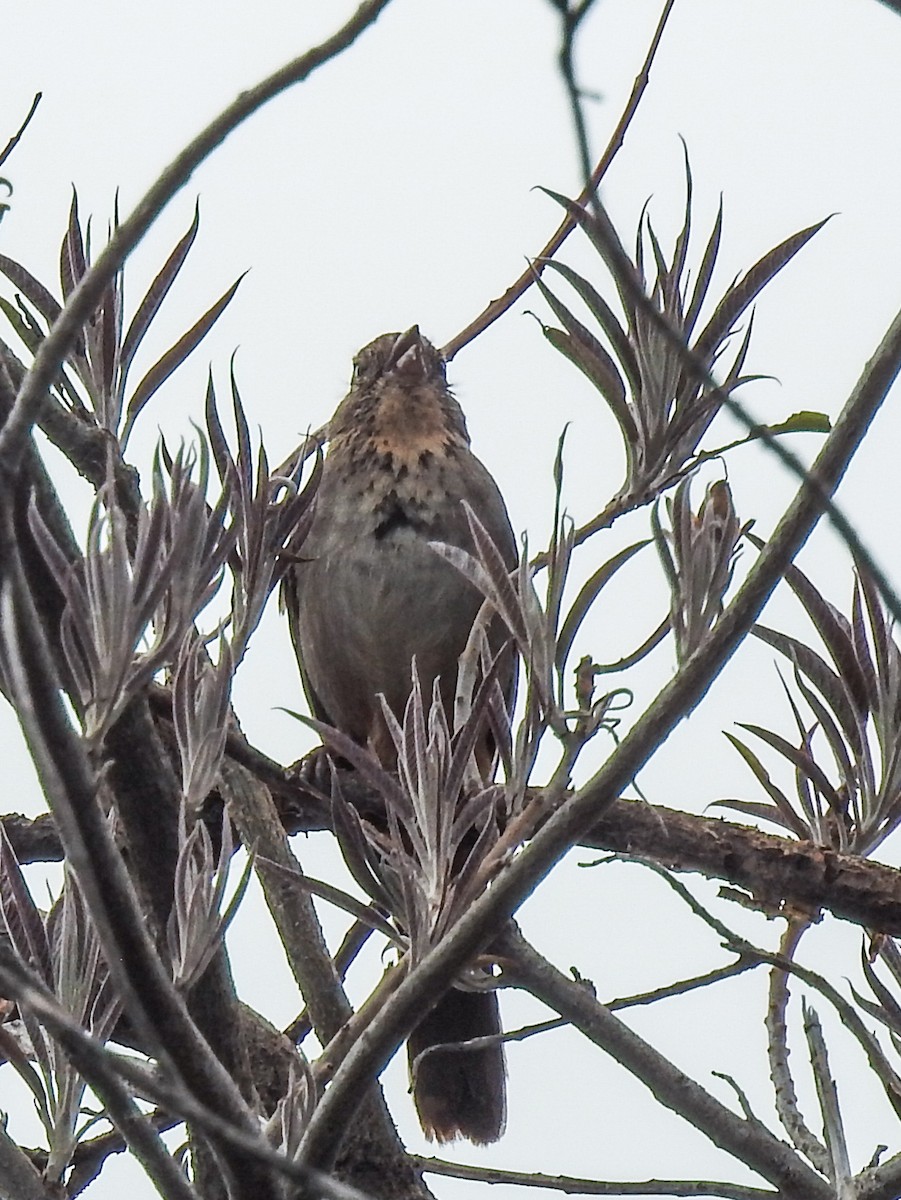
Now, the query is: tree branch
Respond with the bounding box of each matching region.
[440,0,676,361]
[503,931,832,1200]
[0,93,42,172]
[223,759,352,1040]
[580,799,901,935]
[549,0,603,201]
[221,758,434,1200]
[414,1156,778,1199]
[11,787,901,937]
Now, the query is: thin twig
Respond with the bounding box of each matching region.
[767,919,830,1172]
[0,0,393,483]
[0,93,42,171]
[414,1156,778,1199]
[608,958,759,1011]
[410,1015,566,1072]
[551,0,603,202]
[636,861,901,1121]
[440,0,676,361]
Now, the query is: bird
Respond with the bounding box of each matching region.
[281,326,517,1144]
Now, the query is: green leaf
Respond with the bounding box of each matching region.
[766,410,832,436]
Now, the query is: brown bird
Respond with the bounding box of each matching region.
[282,327,516,1144]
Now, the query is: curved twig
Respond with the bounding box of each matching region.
[0,0,393,484]
[0,93,42,172]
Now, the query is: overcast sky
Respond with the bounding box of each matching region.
[3,1,901,1196]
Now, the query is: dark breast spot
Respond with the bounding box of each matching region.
[373,494,412,540]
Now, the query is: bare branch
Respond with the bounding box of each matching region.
[441,0,676,360]
[766,920,830,1171]
[503,931,831,1200]
[414,1156,778,1199]
[0,93,42,172]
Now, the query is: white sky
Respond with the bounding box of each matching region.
[3,0,901,1196]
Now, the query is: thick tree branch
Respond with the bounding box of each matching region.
[223,759,352,1040]
[221,759,434,1200]
[10,789,901,936]
[580,799,901,935]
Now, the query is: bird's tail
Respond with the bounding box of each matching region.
[407,987,506,1144]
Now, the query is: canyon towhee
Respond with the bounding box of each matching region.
[282,327,517,1143]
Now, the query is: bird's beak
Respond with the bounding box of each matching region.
[386,325,424,375]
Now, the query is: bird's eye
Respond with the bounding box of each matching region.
[351,349,385,388]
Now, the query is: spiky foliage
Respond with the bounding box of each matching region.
[534,151,827,504]
[653,476,748,664]
[27,438,236,749]
[720,553,901,855]
[0,194,242,446]
[0,828,121,1183]
[166,804,252,990]
[319,662,506,963]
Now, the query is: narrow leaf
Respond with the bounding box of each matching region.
[121,272,245,442]
[120,201,200,374]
